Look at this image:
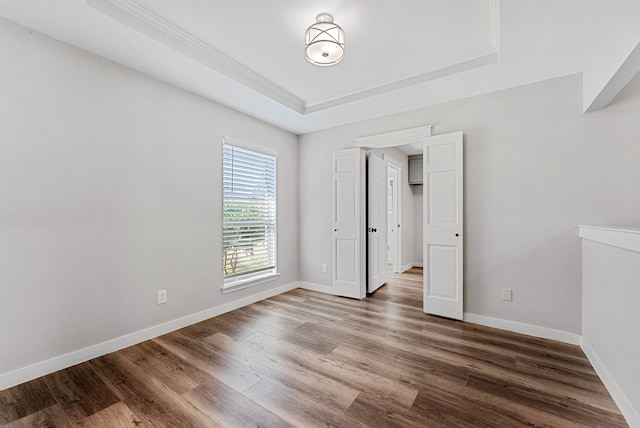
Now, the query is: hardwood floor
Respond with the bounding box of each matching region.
[0,272,627,427]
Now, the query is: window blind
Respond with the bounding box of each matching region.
[223,143,277,283]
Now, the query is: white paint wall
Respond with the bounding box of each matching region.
[0,19,298,376]
[583,0,640,112]
[300,72,640,334]
[582,236,640,426]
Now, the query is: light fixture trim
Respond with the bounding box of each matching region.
[305,13,344,67]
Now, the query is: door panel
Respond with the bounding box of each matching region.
[336,239,357,282]
[335,179,356,222]
[367,153,388,293]
[427,245,459,299]
[332,149,366,299]
[423,132,463,320]
[427,171,458,224]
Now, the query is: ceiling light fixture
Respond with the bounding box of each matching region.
[305,13,344,66]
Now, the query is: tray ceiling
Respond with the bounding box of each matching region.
[0,0,620,134]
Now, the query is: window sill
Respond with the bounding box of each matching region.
[221,272,281,294]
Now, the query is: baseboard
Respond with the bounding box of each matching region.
[0,281,299,391]
[400,261,423,272]
[299,281,339,295]
[463,313,581,345]
[581,337,640,428]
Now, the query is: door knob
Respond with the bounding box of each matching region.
[372,228,377,232]
[455,233,460,237]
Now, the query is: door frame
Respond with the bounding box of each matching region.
[355,126,433,284]
[354,126,463,312]
[387,158,402,273]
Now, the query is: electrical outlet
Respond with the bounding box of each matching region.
[322,263,328,273]
[157,289,167,305]
[502,288,513,302]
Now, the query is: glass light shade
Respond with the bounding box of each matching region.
[305,13,344,66]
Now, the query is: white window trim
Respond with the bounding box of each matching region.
[223,136,279,157]
[221,272,281,294]
[221,137,278,293]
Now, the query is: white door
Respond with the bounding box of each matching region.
[332,149,366,299]
[387,174,395,265]
[367,153,388,293]
[387,162,402,273]
[423,132,463,320]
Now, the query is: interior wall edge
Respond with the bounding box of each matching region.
[581,337,640,428]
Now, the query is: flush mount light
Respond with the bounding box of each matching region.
[305,13,344,66]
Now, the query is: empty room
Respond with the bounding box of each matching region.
[1,1,639,427]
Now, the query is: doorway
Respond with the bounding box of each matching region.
[333,128,463,318]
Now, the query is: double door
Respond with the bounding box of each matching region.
[331,132,464,321]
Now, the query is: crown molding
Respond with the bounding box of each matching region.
[86,0,500,116]
[86,0,306,113]
[304,45,498,113]
[306,0,500,112]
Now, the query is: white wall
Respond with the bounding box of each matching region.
[299,72,640,334]
[581,232,640,426]
[0,18,298,377]
[583,0,640,112]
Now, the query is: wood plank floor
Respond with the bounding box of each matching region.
[0,271,628,427]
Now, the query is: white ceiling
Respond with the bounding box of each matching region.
[0,0,621,134]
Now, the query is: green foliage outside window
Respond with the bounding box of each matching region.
[223,200,269,276]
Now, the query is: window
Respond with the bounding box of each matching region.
[222,141,277,290]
